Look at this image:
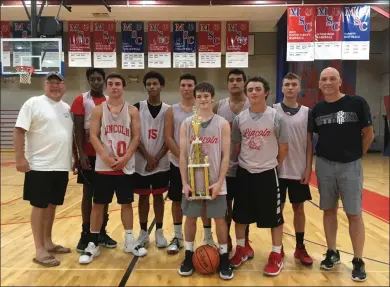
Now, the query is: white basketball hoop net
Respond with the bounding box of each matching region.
[15,66,35,84]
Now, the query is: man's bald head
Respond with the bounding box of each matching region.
[319,67,342,97]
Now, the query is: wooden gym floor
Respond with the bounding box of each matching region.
[1,151,389,286]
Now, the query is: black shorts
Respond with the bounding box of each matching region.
[134,170,170,196]
[232,166,284,228]
[77,156,96,186]
[279,178,312,204]
[23,170,69,208]
[226,176,238,201]
[168,163,182,202]
[94,173,135,204]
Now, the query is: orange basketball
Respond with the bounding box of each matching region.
[192,245,220,275]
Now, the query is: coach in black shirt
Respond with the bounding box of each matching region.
[310,67,374,282]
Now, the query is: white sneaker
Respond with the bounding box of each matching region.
[167,234,184,254]
[124,233,148,257]
[204,233,218,249]
[79,242,100,264]
[155,228,168,248]
[137,229,150,247]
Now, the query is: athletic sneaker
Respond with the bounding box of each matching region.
[98,232,117,248]
[245,238,254,259]
[219,253,234,280]
[229,245,248,268]
[294,244,313,266]
[79,242,100,264]
[137,229,150,247]
[76,231,89,253]
[178,250,194,276]
[320,249,341,270]
[155,228,168,248]
[352,258,367,282]
[264,251,284,276]
[167,236,184,254]
[124,233,148,257]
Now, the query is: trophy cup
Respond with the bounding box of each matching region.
[188,106,211,200]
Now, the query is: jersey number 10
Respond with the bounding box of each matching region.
[109,140,127,157]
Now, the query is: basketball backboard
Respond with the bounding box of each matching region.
[1,38,62,76]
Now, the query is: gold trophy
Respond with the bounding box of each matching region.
[188,105,211,200]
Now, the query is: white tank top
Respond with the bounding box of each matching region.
[95,101,135,174]
[237,107,279,173]
[82,91,108,130]
[135,100,170,175]
[170,103,193,167]
[274,103,309,180]
[217,97,251,177]
[184,114,227,195]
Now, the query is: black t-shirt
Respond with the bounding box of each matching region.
[134,101,162,118]
[309,95,372,163]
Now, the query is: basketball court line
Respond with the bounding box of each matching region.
[130,268,389,273]
[1,267,126,271]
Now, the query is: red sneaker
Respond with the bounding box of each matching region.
[228,235,232,252]
[245,238,254,259]
[294,244,313,266]
[264,251,284,276]
[229,245,248,268]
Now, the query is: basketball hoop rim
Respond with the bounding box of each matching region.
[15,66,35,74]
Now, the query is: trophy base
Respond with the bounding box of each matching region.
[190,195,211,200]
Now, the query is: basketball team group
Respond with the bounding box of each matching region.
[13,66,374,282]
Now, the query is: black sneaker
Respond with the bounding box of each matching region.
[352,258,367,282]
[98,232,117,248]
[219,253,234,280]
[320,249,341,270]
[76,231,89,253]
[178,250,194,276]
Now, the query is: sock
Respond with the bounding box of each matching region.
[140,222,147,232]
[204,226,212,239]
[82,223,90,233]
[219,244,228,255]
[89,231,99,246]
[125,229,133,235]
[296,232,304,245]
[156,222,163,230]
[185,241,194,252]
[237,239,245,247]
[245,225,250,238]
[174,223,182,237]
[272,245,282,254]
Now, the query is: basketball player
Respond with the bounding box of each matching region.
[230,76,288,276]
[311,67,374,281]
[273,72,313,265]
[165,73,217,254]
[79,73,147,264]
[213,69,253,256]
[178,82,233,280]
[14,72,75,267]
[71,68,117,253]
[134,71,170,248]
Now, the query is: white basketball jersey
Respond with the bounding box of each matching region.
[274,103,309,180]
[82,91,108,130]
[184,114,227,195]
[217,97,251,177]
[170,103,193,167]
[95,101,135,174]
[237,107,279,174]
[135,100,170,175]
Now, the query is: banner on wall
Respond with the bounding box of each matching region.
[68,21,91,67]
[198,21,221,68]
[314,6,343,59]
[287,7,315,61]
[225,21,249,68]
[148,21,171,68]
[1,21,11,67]
[12,21,31,38]
[342,5,370,60]
[93,21,116,68]
[121,21,144,69]
[172,21,197,68]
[1,21,10,38]
[11,21,32,67]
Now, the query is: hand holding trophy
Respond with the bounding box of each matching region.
[188,105,211,200]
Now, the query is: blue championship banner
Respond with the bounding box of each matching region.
[121,21,144,69]
[342,5,370,60]
[173,21,197,68]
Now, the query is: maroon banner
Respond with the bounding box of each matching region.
[226,21,249,53]
[198,21,221,52]
[68,21,91,52]
[315,6,342,42]
[93,21,116,53]
[148,21,171,53]
[288,6,315,43]
[1,21,10,38]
